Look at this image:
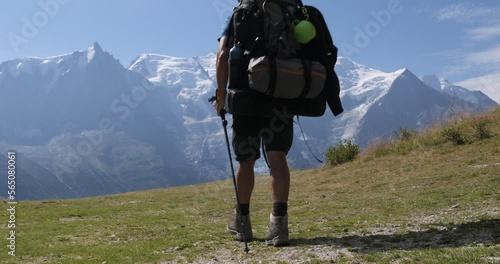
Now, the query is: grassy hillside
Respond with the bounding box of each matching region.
[1,108,499,264]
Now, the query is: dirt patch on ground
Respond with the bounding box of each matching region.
[59,215,83,222]
[166,204,499,263]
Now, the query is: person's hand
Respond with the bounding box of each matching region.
[213,98,225,116]
[213,90,227,116]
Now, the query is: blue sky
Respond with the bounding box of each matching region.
[1,0,499,102]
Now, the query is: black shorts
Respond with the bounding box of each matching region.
[232,114,294,162]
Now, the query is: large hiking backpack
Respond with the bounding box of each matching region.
[226,0,343,117]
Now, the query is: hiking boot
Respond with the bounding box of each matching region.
[227,211,253,242]
[265,213,290,247]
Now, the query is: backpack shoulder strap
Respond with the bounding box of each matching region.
[224,14,234,49]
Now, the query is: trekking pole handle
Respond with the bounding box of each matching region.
[208,96,227,117]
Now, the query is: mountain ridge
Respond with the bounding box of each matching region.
[421,74,498,108]
[0,43,497,200]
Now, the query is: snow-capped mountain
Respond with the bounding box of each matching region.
[420,75,498,108]
[128,53,232,182]
[0,43,199,199]
[0,43,497,200]
[283,58,496,151]
[332,58,407,141]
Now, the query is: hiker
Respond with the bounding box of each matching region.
[214,10,292,247]
[214,0,343,248]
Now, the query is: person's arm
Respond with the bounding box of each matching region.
[214,35,233,115]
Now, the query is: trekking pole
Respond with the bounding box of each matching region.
[209,96,250,253]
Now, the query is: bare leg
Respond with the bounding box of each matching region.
[236,160,255,204]
[266,151,290,204]
[264,151,291,246]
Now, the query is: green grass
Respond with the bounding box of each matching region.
[1,108,499,263]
